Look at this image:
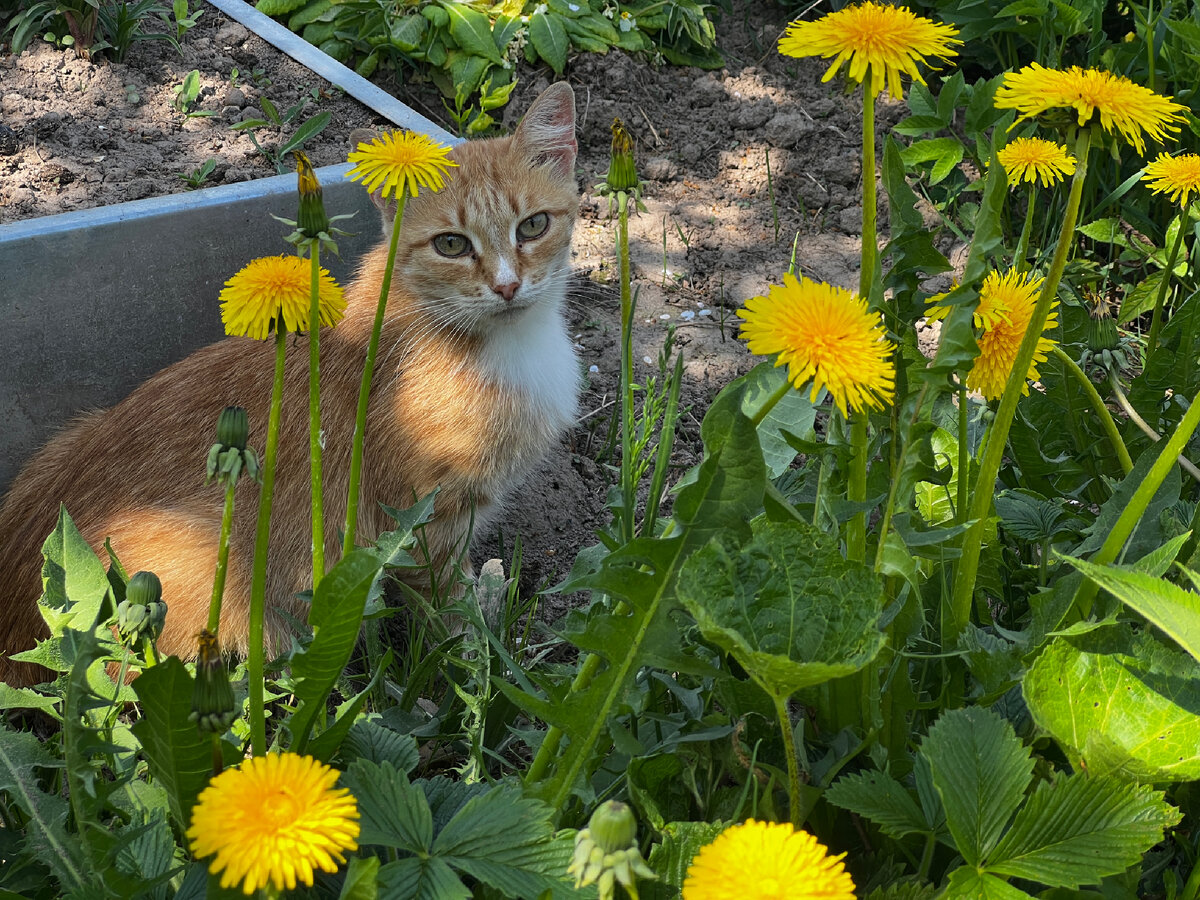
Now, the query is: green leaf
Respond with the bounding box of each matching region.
[899,137,965,185]
[340,716,421,773]
[1076,218,1128,246]
[343,759,433,852]
[920,707,1034,867]
[676,519,885,698]
[528,10,568,74]
[644,821,726,898]
[739,362,816,479]
[0,724,87,892]
[40,506,110,636]
[288,549,383,752]
[339,856,380,900]
[0,682,61,716]
[1066,555,1200,663]
[442,1,503,63]
[1023,627,1200,780]
[944,868,1034,899]
[386,12,426,52]
[986,774,1179,888]
[825,769,932,840]
[1118,271,1166,325]
[377,856,469,900]
[376,490,439,568]
[278,110,332,159]
[130,656,215,832]
[255,0,307,16]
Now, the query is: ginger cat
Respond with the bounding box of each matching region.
[0,83,581,687]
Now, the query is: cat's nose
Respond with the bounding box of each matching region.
[492,280,521,302]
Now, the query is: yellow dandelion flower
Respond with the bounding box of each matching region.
[994,63,1185,156]
[1142,152,1200,206]
[778,1,960,99]
[997,136,1076,187]
[346,130,457,199]
[682,820,855,900]
[738,273,895,418]
[220,255,345,341]
[928,270,1057,400]
[187,753,360,895]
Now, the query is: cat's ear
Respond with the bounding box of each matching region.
[512,83,577,178]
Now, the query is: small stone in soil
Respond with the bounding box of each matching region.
[0,124,18,156]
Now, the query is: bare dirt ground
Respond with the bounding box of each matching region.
[0,1,889,596]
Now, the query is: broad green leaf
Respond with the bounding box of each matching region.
[130,656,218,832]
[986,774,1179,887]
[739,362,816,479]
[825,769,931,839]
[899,137,964,184]
[676,519,885,698]
[441,1,503,62]
[1118,271,1166,325]
[944,868,1034,899]
[921,707,1034,867]
[377,857,469,900]
[343,759,432,852]
[914,427,960,526]
[0,725,87,892]
[528,10,568,73]
[0,682,61,716]
[1023,627,1200,779]
[387,12,426,52]
[40,506,110,635]
[1066,555,1200,662]
[1076,218,1127,246]
[255,0,307,15]
[339,856,380,900]
[339,716,420,773]
[288,549,383,752]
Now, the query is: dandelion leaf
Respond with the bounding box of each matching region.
[676,519,885,698]
[1023,626,1200,780]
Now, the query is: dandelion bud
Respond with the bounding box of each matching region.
[568,801,656,900]
[216,405,250,451]
[1087,297,1118,353]
[606,119,639,194]
[189,629,237,734]
[207,406,261,486]
[117,571,167,646]
[294,151,329,239]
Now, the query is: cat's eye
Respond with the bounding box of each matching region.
[516,213,550,242]
[433,233,472,258]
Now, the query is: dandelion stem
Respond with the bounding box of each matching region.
[1145,209,1187,357]
[618,191,636,543]
[344,194,408,555]
[207,481,236,634]
[947,127,1091,645]
[308,244,325,588]
[1073,381,1200,617]
[1108,370,1200,483]
[956,380,970,524]
[1014,183,1036,272]
[1050,345,1132,475]
[248,325,287,756]
[772,692,804,827]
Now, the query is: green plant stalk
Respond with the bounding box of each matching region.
[1013,184,1036,272]
[1049,345,1133,474]
[248,326,287,756]
[207,481,236,634]
[1108,371,1200,482]
[771,691,803,827]
[1073,382,1200,617]
[618,191,636,544]
[308,245,326,588]
[1181,843,1200,900]
[957,381,970,523]
[343,193,408,555]
[947,127,1091,645]
[1145,208,1187,357]
[847,83,878,566]
[527,189,639,788]
[140,635,158,667]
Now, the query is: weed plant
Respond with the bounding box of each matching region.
[10,2,1200,898]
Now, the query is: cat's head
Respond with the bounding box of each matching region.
[382,84,579,335]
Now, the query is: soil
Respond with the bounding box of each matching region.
[0,1,899,600]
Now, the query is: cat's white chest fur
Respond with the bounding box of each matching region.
[479,296,579,433]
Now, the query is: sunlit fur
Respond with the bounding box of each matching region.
[0,84,581,686]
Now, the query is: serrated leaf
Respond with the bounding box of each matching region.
[921,707,1034,867]
[376,490,438,568]
[343,759,432,852]
[0,725,87,892]
[1118,271,1166,325]
[377,857,469,900]
[1066,555,1200,663]
[986,774,1179,887]
[1023,627,1200,779]
[40,506,110,635]
[644,821,727,899]
[528,10,568,74]
[944,868,1034,899]
[825,769,930,839]
[676,519,885,698]
[340,717,420,773]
